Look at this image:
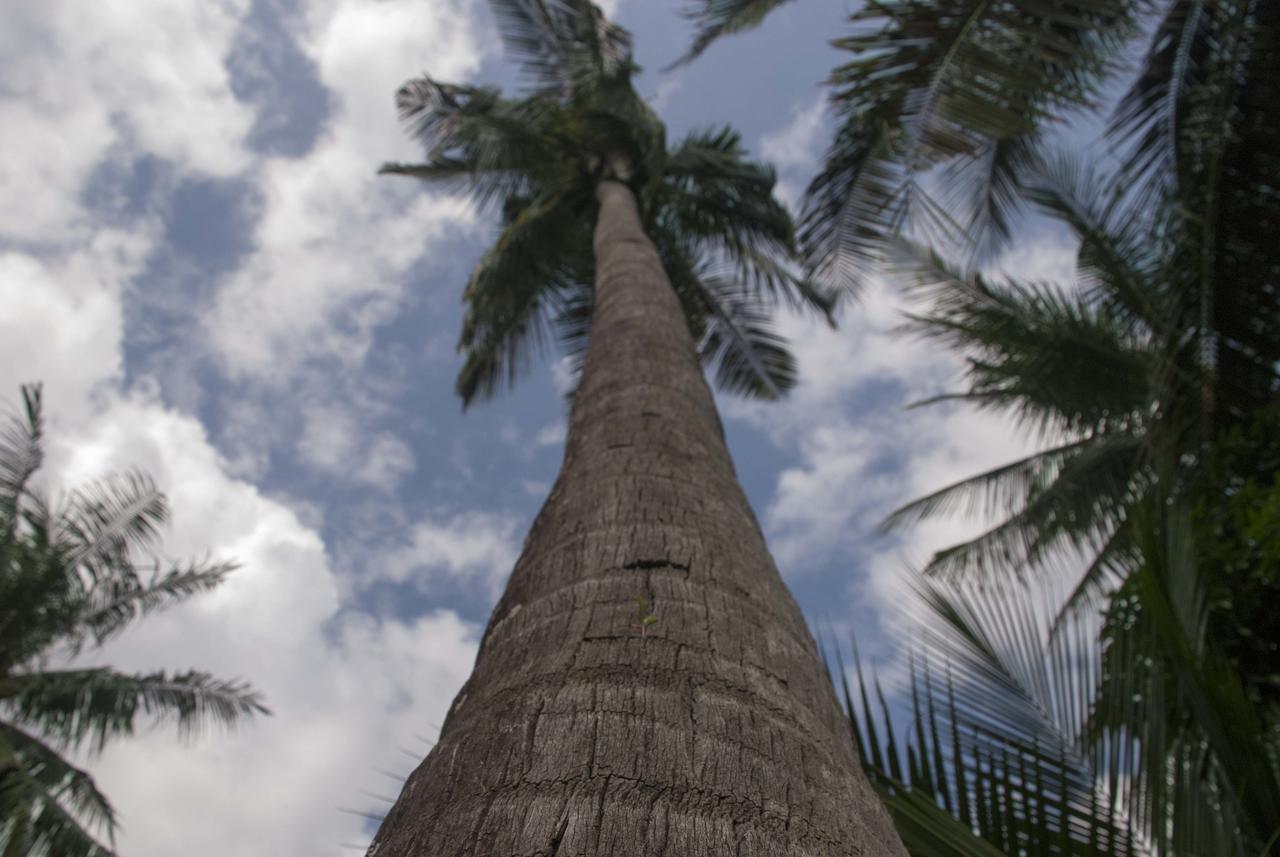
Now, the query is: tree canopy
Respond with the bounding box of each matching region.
[381,0,835,407]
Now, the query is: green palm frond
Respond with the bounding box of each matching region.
[0,385,42,517]
[882,437,1094,532]
[661,127,838,318]
[0,389,268,853]
[1108,0,1251,209]
[843,574,1146,856]
[382,79,555,212]
[1,722,115,841]
[0,743,118,857]
[894,244,1157,439]
[694,277,796,400]
[799,0,1139,290]
[76,560,237,650]
[936,134,1041,264]
[454,191,593,407]
[924,433,1145,584]
[1025,155,1168,331]
[799,116,904,294]
[488,0,632,94]
[1091,495,1280,854]
[2,668,269,754]
[671,0,794,66]
[56,472,167,584]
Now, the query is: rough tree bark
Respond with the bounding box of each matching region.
[367,180,907,856]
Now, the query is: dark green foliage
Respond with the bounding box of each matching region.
[0,385,268,857]
[1188,405,1280,709]
[845,496,1280,854]
[383,0,831,407]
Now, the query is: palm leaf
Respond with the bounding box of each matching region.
[2,668,269,753]
[799,0,1139,290]
[455,191,593,406]
[76,560,237,649]
[384,79,556,212]
[843,574,1145,855]
[487,0,632,94]
[0,385,42,517]
[0,722,115,839]
[57,472,168,584]
[694,277,796,400]
[671,0,794,66]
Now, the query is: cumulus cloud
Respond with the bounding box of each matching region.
[297,403,417,488]
[369,510,522,598]
[759,95,827,211]
[0,0,254,243]
[205,0,483,383]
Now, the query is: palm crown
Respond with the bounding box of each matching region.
[0,386,268,857]
[381,0,833,406]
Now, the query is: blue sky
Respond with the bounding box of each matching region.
[1,0,1075,853]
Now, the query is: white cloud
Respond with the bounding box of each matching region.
[723,271,1042,625]
[536,421,567,447]
[759,95,827,211]
[761,95,827,170]
[370,510,521,597]
[297,404,417,488]
[0,0,253,242]
[206,0,483,382]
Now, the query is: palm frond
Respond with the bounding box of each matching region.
[1025,155,1167,332]
[662,127,838,319]
[2,668,269,754]
[670,0,794,66]
[0,385,43,517]
[1,722,115,839]
[937,134,1040,264]
[487,0,632,93]
[0,770,117,857]
[799,116,905,295]
[694,277,796,400]
[455,192,593,406]
[76,560,237,650]
[881,437,1094,532]
[52,473,167,587]
[844,573,1144,855]
[1108,0,1216,207]
[801,0,1139,288]
[384,79,555,212]
[922,433,1145,584]
[894,244,1157,440]
[1092,495,1280,853]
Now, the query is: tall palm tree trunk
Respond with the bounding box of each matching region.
[368,180,905,856]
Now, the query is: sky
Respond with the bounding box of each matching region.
[0,0,1076,853]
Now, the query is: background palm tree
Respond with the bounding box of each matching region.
[364,1,907,854]
[0,385,269,857]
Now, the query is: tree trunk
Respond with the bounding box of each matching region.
[367,180,906,856]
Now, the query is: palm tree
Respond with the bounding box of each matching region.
[675,0,1279,610]
[365,2,907,854]
[0,385,269,857]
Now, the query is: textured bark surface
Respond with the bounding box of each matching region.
[368,181,907,856]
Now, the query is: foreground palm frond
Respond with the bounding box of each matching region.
[0,384,268,856]
[844,492,1280,855]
